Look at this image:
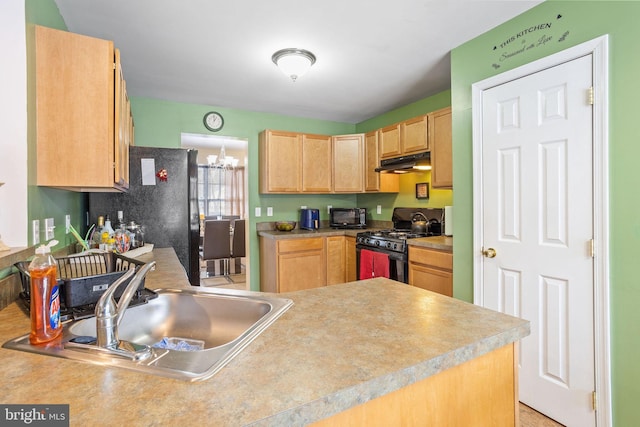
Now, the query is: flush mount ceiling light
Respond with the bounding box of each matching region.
[271,48,316,82]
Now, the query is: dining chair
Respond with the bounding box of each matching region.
[200,219,232,281]
[231,219,246,274]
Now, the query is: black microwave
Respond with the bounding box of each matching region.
[330,208,367,229]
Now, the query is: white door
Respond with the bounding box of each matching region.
[480,55,595,426]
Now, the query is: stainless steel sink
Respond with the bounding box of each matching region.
[3,287,293,381]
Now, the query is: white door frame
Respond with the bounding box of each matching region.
[471,35,611,426]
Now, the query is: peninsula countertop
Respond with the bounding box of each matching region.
[0,248,527,426]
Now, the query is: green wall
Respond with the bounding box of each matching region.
[130,92,454,293]
[450,1,640,424]
[131,97,358,292]
[25,0,87,251]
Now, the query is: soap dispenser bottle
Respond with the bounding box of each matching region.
[28,240,62,344]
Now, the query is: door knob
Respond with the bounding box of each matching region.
[482,247,497,258]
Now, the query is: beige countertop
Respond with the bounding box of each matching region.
[407,235,454,251]
[0,248,527,426]
[258,227,364,239]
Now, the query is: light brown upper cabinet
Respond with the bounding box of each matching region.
[379,123,402,159]
[364,130,399,193]
[302,133,332,193]
[34,25,131,192]
[261,130,390,194]
[401,114,429,154]
[429,107,453,188]
[332,134,364,193]
[379,115,429,160]
[259,130,302,193]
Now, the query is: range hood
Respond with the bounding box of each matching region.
[375,151,431,173]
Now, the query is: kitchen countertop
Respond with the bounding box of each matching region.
[259,227,454,252]
[258,227,365,239]
[407,235,453,251]
[0,247,527,426]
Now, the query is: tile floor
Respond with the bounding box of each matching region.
[519,403,564,426]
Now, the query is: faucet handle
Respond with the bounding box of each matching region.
[95,267,136,319]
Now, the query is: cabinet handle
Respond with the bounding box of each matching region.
[482,247,497,258]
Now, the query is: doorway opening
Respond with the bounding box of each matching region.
[181,133,249,290]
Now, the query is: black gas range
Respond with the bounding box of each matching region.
[356,207,443,283]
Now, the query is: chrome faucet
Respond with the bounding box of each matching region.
[94,261,156,360]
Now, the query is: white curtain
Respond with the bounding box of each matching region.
[224,166,245,219]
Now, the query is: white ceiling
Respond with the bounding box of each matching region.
[53,0,542,124]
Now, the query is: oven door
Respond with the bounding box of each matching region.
[355,245,408,283]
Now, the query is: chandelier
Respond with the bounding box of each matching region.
[207,146,238,169]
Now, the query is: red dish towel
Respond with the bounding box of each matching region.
[360,249,390,279]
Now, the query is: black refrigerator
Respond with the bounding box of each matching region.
[88,146,201,286]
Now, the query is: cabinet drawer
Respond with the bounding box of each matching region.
[409,246,452,270]
[410,265,453,297]
[278,238,324,253]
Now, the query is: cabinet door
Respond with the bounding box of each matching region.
[408,246,453,297]
[35,25,120,191]
[278,238,326,292]
[114,49,130,190]
[364,131,380,191]
[379,123,402,159]
[365,131,399,193]
[345,236,357,282]
[302,134,332,193]
[401,115,429,154]
[430,107,453,188]
[326,236,346,285]
[332,134,364,193]
[259,130,302,193]
[409,264,453,297]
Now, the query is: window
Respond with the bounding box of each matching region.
[197,165,245,219]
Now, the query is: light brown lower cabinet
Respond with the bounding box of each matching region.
[408,246,453,297]
[326,236,346,285]
[260,235,359,292]
[345,236,357,282]
[260,237,326,293]
[310,343,518,427]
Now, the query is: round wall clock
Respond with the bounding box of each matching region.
[203,111,224,132]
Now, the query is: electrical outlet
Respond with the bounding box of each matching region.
[255,207,261,217]
[267,207,273,217]
[32,220,40,245]
[65,215,71,234]
[300,205,307,209]
[327,205,332,214]
[377,205,382,214]
[44,218,55,241]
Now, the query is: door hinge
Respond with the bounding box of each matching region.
[592,390,597,411]
[588,86,594,105]
[589,239,595,258]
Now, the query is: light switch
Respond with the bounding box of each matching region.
[255,207,261,217]
[377,205,382,214]
[45,218,55,241]
[65,215,71,234]
[267,207,273,217]
[32,220,40,245]
[327,205,332,214]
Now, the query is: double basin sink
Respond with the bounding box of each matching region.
[3,287,293,381]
